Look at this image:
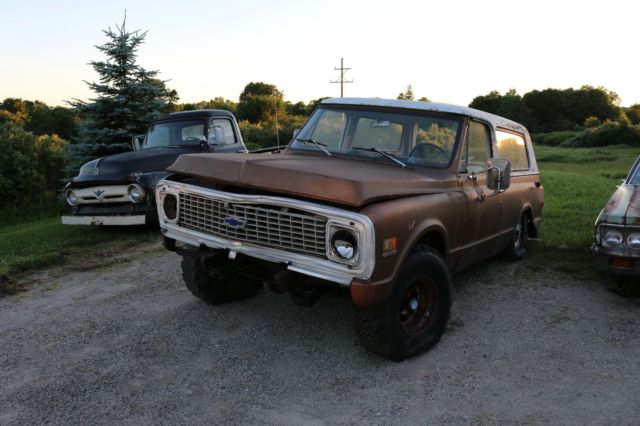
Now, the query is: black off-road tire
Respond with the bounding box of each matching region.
[503,214,528,260]
[353,245,452,361]
[181,253,261,304]
[606,276,640,298]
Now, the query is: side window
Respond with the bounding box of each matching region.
[460,121,491,173]
[209,119,237,145]
[496,130,529,170]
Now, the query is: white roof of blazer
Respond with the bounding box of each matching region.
[321,97,528,134]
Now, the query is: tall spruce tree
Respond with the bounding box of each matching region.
[69,15,178,167]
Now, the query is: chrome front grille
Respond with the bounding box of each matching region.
[178,192,327,258]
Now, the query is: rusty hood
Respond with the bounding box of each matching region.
[596,184,640,226]
[167,152,445,207]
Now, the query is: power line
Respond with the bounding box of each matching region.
[330,57,353,97]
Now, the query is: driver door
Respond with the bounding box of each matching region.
[455,120,504,269]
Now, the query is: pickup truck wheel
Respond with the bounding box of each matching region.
[181,254,261,304]
[353,245,451,361]
[503,214,527,260]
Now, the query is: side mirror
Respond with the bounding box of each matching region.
[487,158,511,192]
[131,135,144,151]
[209,126,226,145]
[292,128,301,139]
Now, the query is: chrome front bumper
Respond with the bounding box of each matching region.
[61,215,146,226]
[156,180,375,286]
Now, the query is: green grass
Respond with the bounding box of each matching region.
[0,199,67,228]
[0,217,157,295]
[535,145,638,180]
[538,170,619,248]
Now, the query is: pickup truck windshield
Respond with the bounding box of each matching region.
[143,120,206,149]
[290,107,461,168]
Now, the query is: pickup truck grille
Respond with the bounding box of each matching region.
[178,192,327,258]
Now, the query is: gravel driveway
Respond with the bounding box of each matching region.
[1,242,639,425]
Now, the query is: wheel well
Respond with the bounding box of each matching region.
[416,231,446,260]
[523,208,537,238]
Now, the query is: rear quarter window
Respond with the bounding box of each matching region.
[496,130,529,171]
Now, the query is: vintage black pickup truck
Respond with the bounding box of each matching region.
[62,109,246,225]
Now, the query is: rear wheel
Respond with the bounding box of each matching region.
[353,245,452,361]
[181,252,262,304]
[503,213,528,260]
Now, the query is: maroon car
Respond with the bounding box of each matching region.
[157,98,544,360]
[592,155,640,296]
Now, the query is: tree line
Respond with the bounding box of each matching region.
[469,87,640,147]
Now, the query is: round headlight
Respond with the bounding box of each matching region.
[163,194,177,220]
[66,189,78,206]
[603,228,624,247]
[127,184,144,203]
[331,229,357,260]
[627,232,640,250]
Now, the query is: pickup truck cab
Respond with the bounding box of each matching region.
[62,109,246,225]
[157,98,544,360]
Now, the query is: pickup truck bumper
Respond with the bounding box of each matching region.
[61,215,146,226]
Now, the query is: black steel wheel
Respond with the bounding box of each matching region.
[181,252,261,304]
[399,276,439,337]
[353,245,451,361]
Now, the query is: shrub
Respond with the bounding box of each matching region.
[564,122,640,147]
[532,131,577,146]
[239,114,307,150]
[584,116,600,128]
[0,122,67,212]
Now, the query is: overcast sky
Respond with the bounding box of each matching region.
[1,0,638,107]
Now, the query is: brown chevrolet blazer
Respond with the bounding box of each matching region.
[157,98,544,361]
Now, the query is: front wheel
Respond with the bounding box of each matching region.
[353,245,452,361]
[181,253,261,304]
[606,276,640,298]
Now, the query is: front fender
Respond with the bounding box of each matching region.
[353,193,459,307]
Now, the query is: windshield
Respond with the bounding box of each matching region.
[290,106,462,167]
[143,120,206,149]
[628,156,640,184]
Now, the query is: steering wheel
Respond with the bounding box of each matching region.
[183,136,204,143]
[408,143,449,163]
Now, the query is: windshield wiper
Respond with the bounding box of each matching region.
[295,138,332,157]
[352,147,406,167]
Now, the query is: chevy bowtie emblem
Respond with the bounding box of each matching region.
[93,189,105,198]
[223,216,246,229]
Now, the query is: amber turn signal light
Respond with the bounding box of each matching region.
[382,237,398,257]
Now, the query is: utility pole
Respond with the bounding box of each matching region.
[331,57,353,97]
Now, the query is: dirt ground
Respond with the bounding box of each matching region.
[1,241,639,425]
